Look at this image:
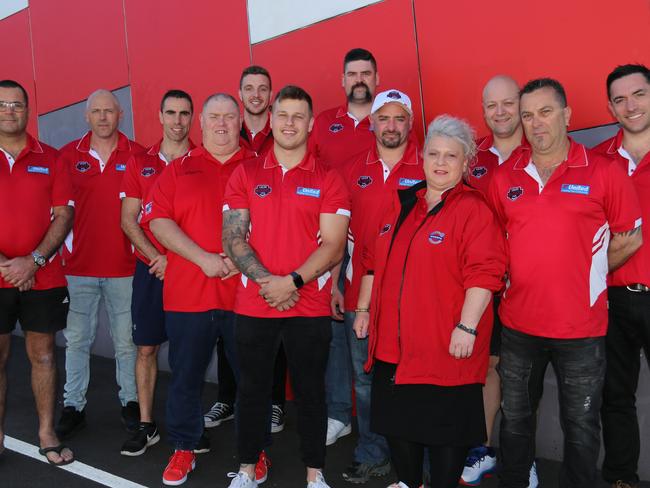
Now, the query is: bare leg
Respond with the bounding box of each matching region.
[25,331,73,463]
[483,355,501,446]
[0,334,10,453]
[307,467,322,483]
[136,345,160,423]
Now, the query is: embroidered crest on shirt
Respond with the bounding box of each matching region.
[141,167,156,177]
[254,184,272,197]
[471,166,487,178]
[329,123,344,133]
[380,223,392,235]
[76,161,91,173]
[507,186,524,201]
[357,176,373,188]
[428,231,445,245]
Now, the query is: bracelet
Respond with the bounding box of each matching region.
[355,308,370,313]
[456,323,478,336]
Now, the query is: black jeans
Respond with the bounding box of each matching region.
[217,339,287,407]
[601,286,650,484]
[498,326,605,488]
[235,314,331,467]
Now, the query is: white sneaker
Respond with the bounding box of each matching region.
[227,471,258,488]
[528,461,539,488]
[307,471,331,488]
[325,418,351,446]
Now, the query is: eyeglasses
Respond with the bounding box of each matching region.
[0,101,27,112]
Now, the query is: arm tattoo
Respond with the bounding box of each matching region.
[222,209,270,280]
[613,226,641,238]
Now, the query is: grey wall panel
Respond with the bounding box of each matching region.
[569,123,619,149]
[37,86,135,149]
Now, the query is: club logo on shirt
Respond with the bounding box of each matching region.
[471,166,487,178]
[116,164,127,171]
[428,231,446,245]
[380,223,392,235]
[329,123,344,133]
[398,178,422,187]
[357,176,373,188]
[254,184,272,198]
[560,184,590,195]
[144,202,153,215]
[27,165,49,175]
[141,167,156,177]
[387,91,402,99]
[76,161,91,173]
[296,187,321,198]
[507,186,524,201]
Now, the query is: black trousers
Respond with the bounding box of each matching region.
[601,286,650,484]
[217,338,287,407]
[235,314,331,467]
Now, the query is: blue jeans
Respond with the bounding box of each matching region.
[325,317,353,424]
[345,311,390,464]
[166,309,237,450]
[498,326,605,488]
[63,275,137,410]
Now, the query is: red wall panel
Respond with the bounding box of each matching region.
[252,0,425,142]
[124,0,251,146]
[0,10,38,135]
[415,0,650,137]
[29,0,130,114]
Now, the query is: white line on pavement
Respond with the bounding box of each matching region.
[5,436,150,488]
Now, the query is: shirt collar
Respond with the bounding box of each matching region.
[365,139,420,166]
[263,149,316,172]
[147,138,196,157]
[243,114,271,137]
[76,130,132,153]
[513,138,588,170]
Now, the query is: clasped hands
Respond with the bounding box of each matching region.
[257,274,299,312]
[0,255,37,291]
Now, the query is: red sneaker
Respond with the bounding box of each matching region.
[255,450,271,484]
[162,450,196,486]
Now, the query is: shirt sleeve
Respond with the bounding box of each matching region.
[51,150,75,208]
[222,163,250,211]
[141,161,177,224]
[486,169,507,228]
[601,156,642,233]
[321,168,351,217]
[121,155,142,199]
[459,196,507,292]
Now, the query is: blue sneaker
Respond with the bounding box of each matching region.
[459,446,497,486]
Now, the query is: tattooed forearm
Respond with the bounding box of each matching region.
[222,209,271,280]
[613,226,641,238]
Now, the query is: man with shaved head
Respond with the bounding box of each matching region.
[461,75,532,486]
[143,93,255,485]
[56,89,144,440]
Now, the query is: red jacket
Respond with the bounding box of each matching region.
[363,181,506,386]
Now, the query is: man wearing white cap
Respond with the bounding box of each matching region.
[332,89,424,484]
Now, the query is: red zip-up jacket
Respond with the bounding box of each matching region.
[363,181,506,386]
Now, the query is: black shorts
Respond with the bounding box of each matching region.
[131,259,166,346]
[0,286,69,334]
[490,295,502,356]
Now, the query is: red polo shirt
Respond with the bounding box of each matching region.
[363,183,506,386]
[121,139,195,264]
[142,146,254,312]
[0,134,73,290]
[467,134,527,197]
[593,129,650,288]
[223,150,351,318]
[240,115,273,157]
[342,140,424,310]
[59,131,144,277]
[310,104,374,169]
[488,139,641,339]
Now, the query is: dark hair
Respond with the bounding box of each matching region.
[520,78,567,107]
[0,79,28,107]
[272,85,313,114]
[606,64,650,99]
[240,65,272,90]
[160,89,193,113]
[343,48,377,72]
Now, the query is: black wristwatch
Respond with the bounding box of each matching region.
[31,250,47,268]
[290,271,304,289]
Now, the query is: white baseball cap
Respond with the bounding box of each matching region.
[370,89,413,115]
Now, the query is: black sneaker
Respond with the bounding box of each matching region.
[121,401,140,433]
[193,432,210,454]
[55,406,86,440]
[120,422,160,456]
[342,459,391,484]
[203,402,234,428]
[271,404,285,433]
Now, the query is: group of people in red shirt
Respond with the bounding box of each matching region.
[0,47,649,488]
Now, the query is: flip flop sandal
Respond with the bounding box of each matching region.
[38,445,74,466]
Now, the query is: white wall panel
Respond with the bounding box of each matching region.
[248,0,381,43]
[0,0,28,20]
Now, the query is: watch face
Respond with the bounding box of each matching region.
[37,256,46,266]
